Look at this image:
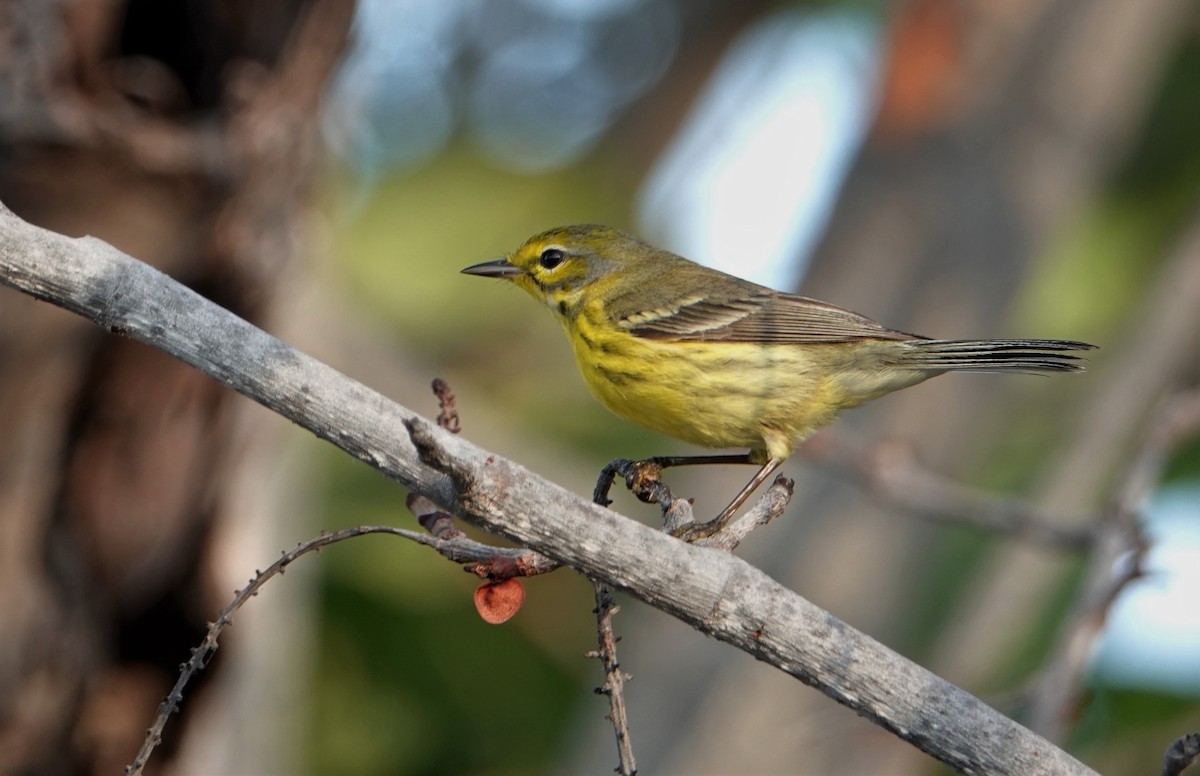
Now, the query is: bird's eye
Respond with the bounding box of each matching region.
[539,248,565,270]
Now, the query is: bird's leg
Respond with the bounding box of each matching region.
[594,453,757,507]
[674,458,782,541]
[594,453,780,542]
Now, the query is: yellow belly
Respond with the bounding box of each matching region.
[567,310,850,462]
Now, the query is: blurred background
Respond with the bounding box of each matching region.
[1,0,1198,774]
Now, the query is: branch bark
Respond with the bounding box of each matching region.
[0,204,1096,775]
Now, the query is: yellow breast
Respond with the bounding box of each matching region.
[565,301,848,462]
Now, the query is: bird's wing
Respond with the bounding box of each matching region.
[617,288,920,344]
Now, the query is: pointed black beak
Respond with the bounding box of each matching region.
[461,258,522,278]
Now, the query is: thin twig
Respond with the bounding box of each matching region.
[127,523,515,775]
[590,463,643,772]
[1163,732,1200,776]
[698,476,795,552]
[589,583,638,775]
[407,492,561,579]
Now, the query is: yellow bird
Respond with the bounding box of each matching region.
[464,225,1094,538]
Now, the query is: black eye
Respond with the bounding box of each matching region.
[539,248,565,270]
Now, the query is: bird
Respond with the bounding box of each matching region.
[463,224,1095,538]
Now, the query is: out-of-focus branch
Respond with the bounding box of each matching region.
[801,430,1094,550]
[2,0,356,180]
[0,205,1097,775]
[1027,387,1200,739]
[933,207,1200,690]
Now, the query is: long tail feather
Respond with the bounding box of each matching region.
[899,339,1097,373]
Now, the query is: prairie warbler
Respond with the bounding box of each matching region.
[463,225,1094,538]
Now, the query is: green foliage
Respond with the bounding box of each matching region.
[1073,689,1200,774]
[310,582,586,776]
[328,149,631,360]
[890,523,992,659]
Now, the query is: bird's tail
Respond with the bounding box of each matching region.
[897,339,1097,373]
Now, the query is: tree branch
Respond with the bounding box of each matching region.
[0,204,1095,775]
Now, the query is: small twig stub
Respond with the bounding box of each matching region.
[1162,732,1200,776]
[432,377,461,433]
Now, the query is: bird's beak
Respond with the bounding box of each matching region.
[461,258,522,278]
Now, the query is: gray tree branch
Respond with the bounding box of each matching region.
[0,203,1095,776]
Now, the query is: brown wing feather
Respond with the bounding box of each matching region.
[621,289,921,344]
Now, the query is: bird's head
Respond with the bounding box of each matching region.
[462,225,646,315]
